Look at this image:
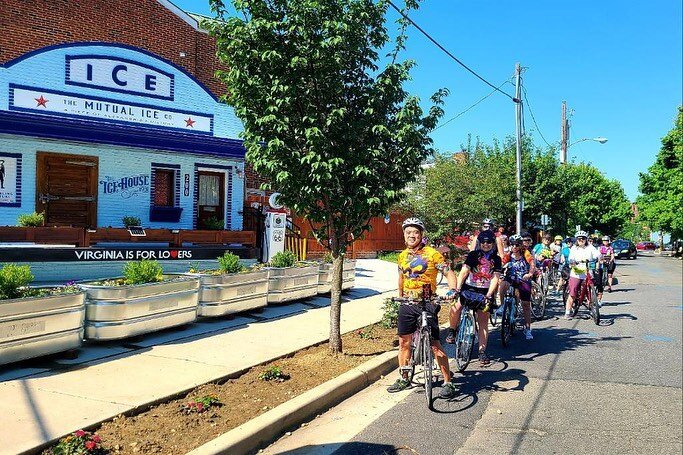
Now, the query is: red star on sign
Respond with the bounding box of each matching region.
[185,117,196,128]
[35,95,49,108]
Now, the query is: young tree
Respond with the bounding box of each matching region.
[637,107,683,243]
[206,0,447,353]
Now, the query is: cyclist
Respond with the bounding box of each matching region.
[598,235,616,296]
[565,230,601,319]
[532,234,554,288]
[446,230,502,366]
[498,235,536,339]
[521,231,534,254]
[469,218,495,251]
[556,237,574,292]
[388,217,459,398]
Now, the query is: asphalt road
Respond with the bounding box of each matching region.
[266,254,682,455]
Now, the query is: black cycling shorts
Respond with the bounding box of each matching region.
[397,302,441,340]
[561,265,570,281]
[459,284,489,310]
[606,261,616,274]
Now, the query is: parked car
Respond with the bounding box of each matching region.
[636,241,657,251]
[613,239,637,259]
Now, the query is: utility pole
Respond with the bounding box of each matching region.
[561,101,567,164]
[514,63,523,235]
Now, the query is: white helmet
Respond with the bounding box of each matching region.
[602,235,610,241]
[575,230,588,238]
[482,218,494,225]
[402,217,426,232]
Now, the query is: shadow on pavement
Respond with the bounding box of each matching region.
[270,441,399,455]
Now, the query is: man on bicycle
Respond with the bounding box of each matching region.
[498,235,536,339]
[446,230,502,366]
[469,218,495,251]
[565,230,601,319]
[388,217,458,399]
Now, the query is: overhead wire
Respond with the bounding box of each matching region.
[434,80,514,130]
[521,85,553,148]
[387,1,516,101]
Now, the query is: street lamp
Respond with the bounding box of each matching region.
[568,137,608,147]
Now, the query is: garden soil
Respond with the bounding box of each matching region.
[43,310,451,455]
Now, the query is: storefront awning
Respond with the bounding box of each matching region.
[0,111,246,158]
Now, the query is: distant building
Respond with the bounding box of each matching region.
[0,0,247,230]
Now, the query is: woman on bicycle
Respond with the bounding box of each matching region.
[599,236,616,293]
[498,235,536,339]
[557,237,574,292]
[388,217,459,399]
[446,230,502,365]
[565,230,601,320]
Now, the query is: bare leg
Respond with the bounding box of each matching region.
[449,301,463,331]
[521,300,531,329]
[397,334,412,378]
[476,310,489,354]
[432,342,452,383]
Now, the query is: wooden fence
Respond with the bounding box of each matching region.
[290,212,407,258]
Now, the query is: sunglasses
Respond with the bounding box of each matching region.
[481,239,494,244]
[577,237,587,241]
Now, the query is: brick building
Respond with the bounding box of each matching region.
[0,0,250,230]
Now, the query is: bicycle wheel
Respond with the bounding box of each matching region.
[421,329,433,409]
[455,310,476,372]
[501,298,514,347]
[589,286,601,325]
[405,332,418,383]
[531,282,546,320]
[489,297,500,327]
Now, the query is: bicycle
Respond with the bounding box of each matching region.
[499,280,524,347]
[391,294,446,408]
[530,280,546,321]
[453,290,492,372]
[570,260,600,325]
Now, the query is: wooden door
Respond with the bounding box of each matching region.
[36,152,98,228]
[197,171,225,229]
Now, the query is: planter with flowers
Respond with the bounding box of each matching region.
[78,260,198,341]
[187,252,268,317]
[317,253,356,294]
[266,251,319,304]
[50,429,105,455]
[0,264,85,366]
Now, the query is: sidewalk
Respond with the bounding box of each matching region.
[0,259,398,455]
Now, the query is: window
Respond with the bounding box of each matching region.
[153,169,175,207]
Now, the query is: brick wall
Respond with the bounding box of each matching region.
[0,0,226,97]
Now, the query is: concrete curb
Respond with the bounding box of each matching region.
[187,350,398,455]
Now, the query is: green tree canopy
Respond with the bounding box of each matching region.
[206,0,446,352]
[637,106,683,241]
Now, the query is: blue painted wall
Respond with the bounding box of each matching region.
[0,43,246,230]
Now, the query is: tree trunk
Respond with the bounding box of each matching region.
[328,253,344,354]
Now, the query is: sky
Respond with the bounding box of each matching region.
[173,0,682,201]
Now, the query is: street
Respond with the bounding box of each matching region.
[265,254,683,455]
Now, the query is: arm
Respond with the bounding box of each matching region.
[446,269,458,290]
[487,271,501,298]
[456,264,470,291]
[398,269,404,297]
[496,236,505,260]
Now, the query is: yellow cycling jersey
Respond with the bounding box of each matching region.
[397,245,446,297]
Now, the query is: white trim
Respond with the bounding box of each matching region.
[155,0,207,33]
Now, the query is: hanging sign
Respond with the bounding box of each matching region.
[0,153,21,207]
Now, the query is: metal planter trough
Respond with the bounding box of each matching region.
[190,270,269,317]
[318,260,356,294]
[267,264,320,304]
[0,292,85,366]
[79,275,199,341]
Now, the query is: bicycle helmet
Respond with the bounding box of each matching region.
[509,234,523,245]
[602,235,610,241]
[402,217,425,232]
[575,230,588,239]
[554,235,563,241]
[478,230,496,244]
[482,218,494,225]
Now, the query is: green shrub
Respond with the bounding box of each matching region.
[269,250,297,268]
[122,215,141,228]
[377,251,400,263]
[203,216,224,230]
[217,252,244,274]
[122,260,163,285]
[258,366,290,382]
[380,297,400,329]
[17,212,44,227]
[52,430,105,455]
[0,264,34,300]
[322,252,334,263]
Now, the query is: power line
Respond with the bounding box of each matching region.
[434,80,513,130]
[387,1,516,101]
[521,85,553,148]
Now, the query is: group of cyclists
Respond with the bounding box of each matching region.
[388,216,617,398]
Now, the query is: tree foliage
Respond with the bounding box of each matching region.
[637,106,683,240]
[206,0,446,352]
[403,136,631,239]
